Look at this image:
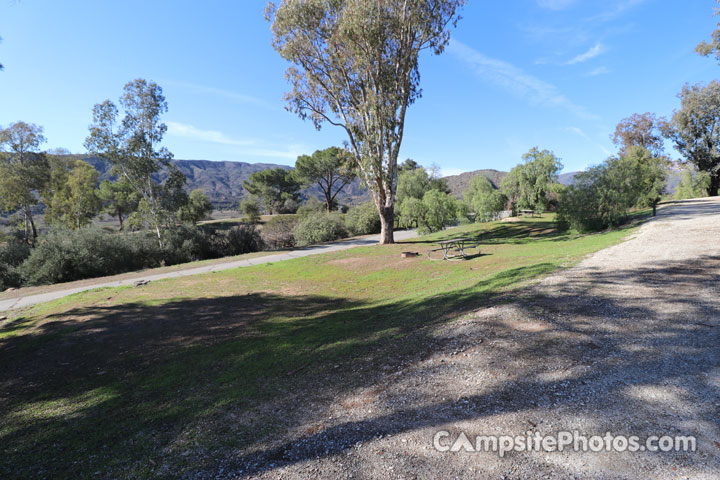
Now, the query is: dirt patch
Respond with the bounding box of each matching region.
[327,255,420,272]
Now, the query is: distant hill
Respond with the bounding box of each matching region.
[74,155,371,209]
[443,168,581,198]
[40,155,684,210]
[444,169,508,198]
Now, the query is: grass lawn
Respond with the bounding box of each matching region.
[0,214,644,478]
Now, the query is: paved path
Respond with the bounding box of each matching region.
[0,229,417,312]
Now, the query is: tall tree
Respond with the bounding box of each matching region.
[295,147,357,212]
[243,168,300,214]
[177,189,213,224]
[624,146,667,216]
[612,112,666,158]
[267,0,466,244]
[0,122,49,244]
[464,175,507,222]
[663,81,720,196]
[696,0,720,62]
[98,180,140,231]
[43,158,102,229]
[396,164,449,204]
[85,79,186,246]
[501,147,563,212]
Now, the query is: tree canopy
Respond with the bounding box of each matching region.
[663,81,720,196]
[177,189,213,225]
[501,147,563,212]
[98,179,140,231]
[43,158,101,229]
[464,175,508,222]
[85,79,187,246]
[267,0,466,244]
[243,167,300,214]
[294,147,356,212]
[0,122,49,244]
[612,112,666,158]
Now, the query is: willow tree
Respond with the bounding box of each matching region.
[266,0,465,244]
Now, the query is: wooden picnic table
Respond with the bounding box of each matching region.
[428,237,479,261]
[519,209,536,217]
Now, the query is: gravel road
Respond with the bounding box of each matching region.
[237,197,720,480]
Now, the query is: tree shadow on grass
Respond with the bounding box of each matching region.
[1,256,719,478]
[0,262,555,478]
[224,255,720,478]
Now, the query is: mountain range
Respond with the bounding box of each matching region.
[58,155,681,208]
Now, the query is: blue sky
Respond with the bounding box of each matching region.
[0,0,717,175]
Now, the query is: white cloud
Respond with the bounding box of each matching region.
[448,39,598,120]
[166,122,254,147]
[589,0,648,22]
[567,43,606,64]
[565,126,613,156]
[166,122,304,160]
[585,66,611,76]
[537,0,577,10]
[166,81,265,105]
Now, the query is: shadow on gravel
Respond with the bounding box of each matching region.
[0,263,554,478]
[228,255,720,478]
[1,255,719,478]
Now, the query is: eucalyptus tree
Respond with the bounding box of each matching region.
[612,112,666,158]
[43,158,102,229]
[266,0,466,244]
[85,79,186,246]
[295,147,356,212]
[696,0,720,62]
[663,81,720,196]
[0,122,50,245]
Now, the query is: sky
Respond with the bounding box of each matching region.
[0,0,718,175]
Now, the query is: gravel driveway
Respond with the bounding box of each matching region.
[237,197,720,480]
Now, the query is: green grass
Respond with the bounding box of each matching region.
[0,214,641,478]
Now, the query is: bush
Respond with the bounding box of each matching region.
[21,228,143,285]
[261,216,298,249]
[0,240,30,289]
[344,202,381,235]
[223,225,264,256]
[293,212,348,246]
[296,197,327,218]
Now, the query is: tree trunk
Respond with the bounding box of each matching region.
[117,208,124,231]
[24,205,37,246]
[23,208,30,245]
[379,205,395,244]
[325,190,333,212]
[710,173,720,197]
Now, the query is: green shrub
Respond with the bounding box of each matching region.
[223,225,264,256]
[293,212,348,246]
[0,240,31,289]
[21,228,143,285]
[344,202,381,235]
[261,216,298,249]
[296,197,327,218]
[11,224,266,287]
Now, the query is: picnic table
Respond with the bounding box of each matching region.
[519,209,536,217]
[427,237,479,261]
